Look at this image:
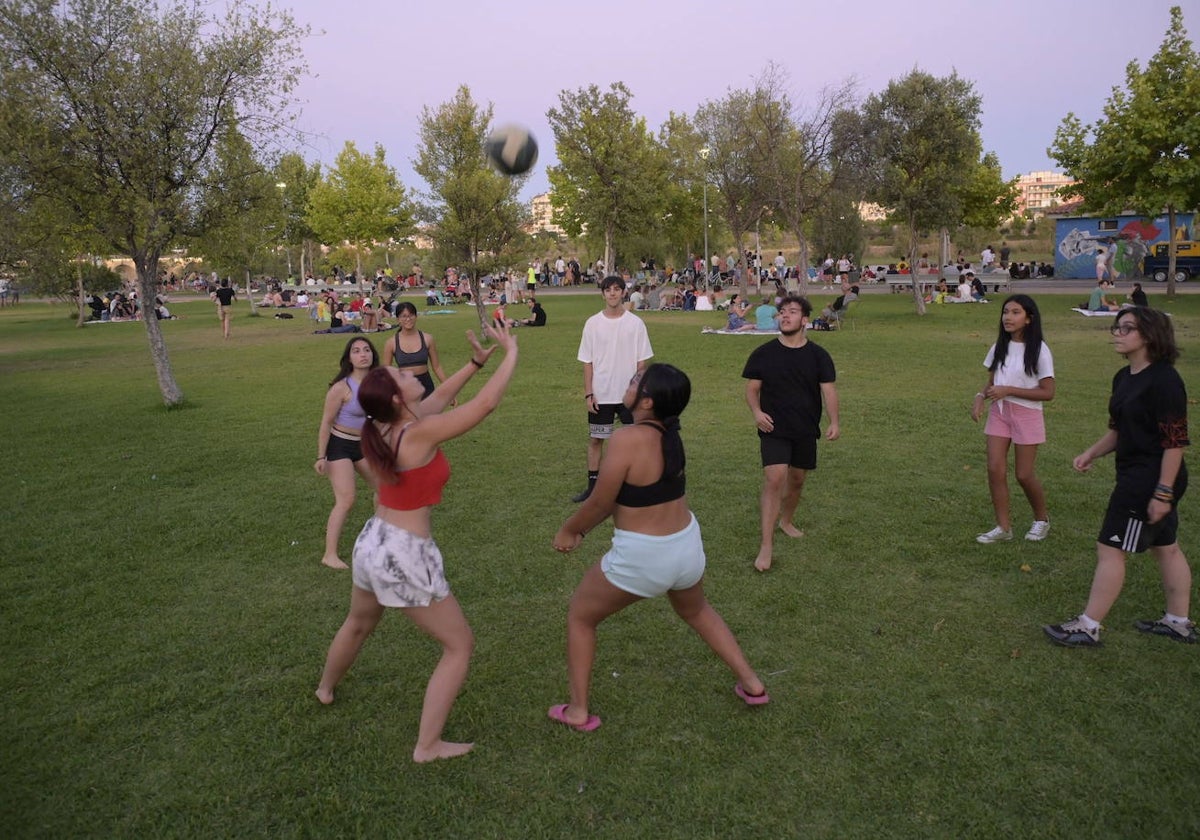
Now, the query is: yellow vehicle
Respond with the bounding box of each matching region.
[1145,241,1198,282]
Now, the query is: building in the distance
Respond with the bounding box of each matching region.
[529,193,565,235]
[1015,170,1076,217]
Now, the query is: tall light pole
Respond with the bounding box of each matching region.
[699,147,710,286]
[276,182,292,280]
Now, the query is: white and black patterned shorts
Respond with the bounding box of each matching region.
[351,517,450,608]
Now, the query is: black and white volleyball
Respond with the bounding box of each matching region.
[485,124,538,176]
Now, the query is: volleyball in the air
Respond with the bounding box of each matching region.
[485,124,538,176]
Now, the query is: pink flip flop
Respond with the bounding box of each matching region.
[547,703,602,732]
[735,683,770,706]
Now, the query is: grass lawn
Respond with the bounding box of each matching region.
[2,290,1197,838]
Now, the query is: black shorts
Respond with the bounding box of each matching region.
[1098,474,1186,552]
[326,432,363,462]
[587,403,634,439]
[759,434,817,470]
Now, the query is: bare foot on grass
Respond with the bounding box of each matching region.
[778,521,805,538]
[413,741,474,763]
[321,555,349,570]
[754,548,773,572]
[315,687,334,705]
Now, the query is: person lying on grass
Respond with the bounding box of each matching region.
[549,363,769,732]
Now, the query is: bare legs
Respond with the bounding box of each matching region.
[558,563,765,725]
[756,464,806,571]
[561,564,641,726]
[322,458,373,569]
[403,596,475,763]
[316,585,385,704]
[1083,541,1192,622]
[316,588,475,763]
[984,436,1047,531]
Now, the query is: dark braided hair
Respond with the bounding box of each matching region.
[634,364,691,480]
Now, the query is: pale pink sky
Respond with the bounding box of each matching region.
[281,0,1186,198]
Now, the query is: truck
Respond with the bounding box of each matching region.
[1142,240,1199,283]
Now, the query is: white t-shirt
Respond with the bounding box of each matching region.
[983,341,1054,410]
[578,310,654,403]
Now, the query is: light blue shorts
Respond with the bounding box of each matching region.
[601,513,706,598]
[352,517,450,608]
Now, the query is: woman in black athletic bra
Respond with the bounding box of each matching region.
[549,363,769,732]
[381,302,448,397]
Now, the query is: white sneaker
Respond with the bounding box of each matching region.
[976,526,1013,544]
[1025,520,1050,541]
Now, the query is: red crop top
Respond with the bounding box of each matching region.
[378,449,451,510]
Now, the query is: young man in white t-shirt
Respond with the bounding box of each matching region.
[573,276,654,502]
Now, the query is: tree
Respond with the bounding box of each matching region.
[307,142,412,283]
[0,0,308,405]
[275,153,321,281]
[764,76,865,290]
[413,85,529,325]
[189,124,282,309]
[858,70,983,314]
[1050,5,1200,297]
[546,83,668,275]
[694,83,781,296]
[655,112,708,265]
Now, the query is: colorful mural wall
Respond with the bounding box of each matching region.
[1053,213,1195,279]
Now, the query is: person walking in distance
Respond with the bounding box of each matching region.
[211,278,235,339]
[1043,307,1193,647]
[572,276,654,503]
[742,295,839,572]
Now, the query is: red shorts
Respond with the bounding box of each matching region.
[983,400,1045,445]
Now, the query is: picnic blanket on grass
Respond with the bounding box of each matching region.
[1071,308,1114,317]
[701,327,781,335]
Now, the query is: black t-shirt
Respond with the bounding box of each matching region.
[529,303,546,326]
[1109,361,1189,494]
[742,339,836,439]
[214,287,235,306]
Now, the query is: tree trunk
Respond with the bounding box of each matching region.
[246,268,258,316]
[134,253,184,406]
[908,214,926,316]
[795,229,811,296]
[75,261,87,327]
[604,222,615,279]
[1166,205,1177,299]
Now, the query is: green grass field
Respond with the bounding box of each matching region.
[2,290,1197,838]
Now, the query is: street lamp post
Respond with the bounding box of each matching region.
[699,147,710,287]
[275,182,292,280]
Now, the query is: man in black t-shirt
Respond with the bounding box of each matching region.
[516,299,546,327]
[742,295,840,572]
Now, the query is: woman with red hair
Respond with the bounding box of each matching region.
[316,322,519,762]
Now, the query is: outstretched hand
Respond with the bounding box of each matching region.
[465,329,499,365]
[481,318,518,353]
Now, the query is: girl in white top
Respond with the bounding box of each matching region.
[971,295,1056,544]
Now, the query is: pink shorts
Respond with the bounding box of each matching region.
[984,400,1045,445]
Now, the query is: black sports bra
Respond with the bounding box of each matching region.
[615,422,686,507]
[392,330,429,367]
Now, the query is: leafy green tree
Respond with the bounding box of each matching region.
[694,83,782,295]
[189,124,283,312]
[307,142,412,283]
[547,82,668,275]
[275,153,321,281]
[0,0,308,405]
[960,152,1019,231]
[858,70,983,314]
[656,112,708,265]
[413,85,530,324]
[1050,5,1200,296]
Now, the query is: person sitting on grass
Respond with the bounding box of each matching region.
[725,295,756,331]
[753,296,778,331]
[1088,279,1121,312]
[514,298,546,327]
[549,364,769,731]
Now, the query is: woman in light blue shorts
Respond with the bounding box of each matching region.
[549,364,770,732]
